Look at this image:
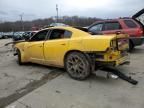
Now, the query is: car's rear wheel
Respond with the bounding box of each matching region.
[65,52,91,80]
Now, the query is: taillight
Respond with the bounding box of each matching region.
[139,29,143,34]
[117,38,129,51]
[137,28,143,36]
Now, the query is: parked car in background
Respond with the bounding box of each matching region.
[49,23,68,27]
[12,32,24,41]
[0,32,2,39]
[1,32,14,39]
[87,8,144,51]
[88,18,143,51]
[42,23,69,29]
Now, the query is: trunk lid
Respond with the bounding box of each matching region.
[132,8,144,28]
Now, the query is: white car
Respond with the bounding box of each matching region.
[0,32,3,39]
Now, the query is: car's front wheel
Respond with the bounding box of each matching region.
[65,52,91,80]
[17,50,23,65]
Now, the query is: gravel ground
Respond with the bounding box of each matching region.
[0,39,63,107]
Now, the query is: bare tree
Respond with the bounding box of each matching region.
[0,16,102,32]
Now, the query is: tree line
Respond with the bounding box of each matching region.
[0,16,102,32]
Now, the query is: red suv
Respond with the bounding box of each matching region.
[88,9,144,51]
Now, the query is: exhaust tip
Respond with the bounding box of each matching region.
[108,73,118,79]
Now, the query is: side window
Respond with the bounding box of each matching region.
[89,23,103,32]
[49,29,72,40]
[104,22,121,30]
[30,30,48,41]
[124,20,137,28]
[64,30,72,38]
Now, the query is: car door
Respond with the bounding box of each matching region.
[102,21,123,34]
[25,30,48,64]
[44,29,72,66]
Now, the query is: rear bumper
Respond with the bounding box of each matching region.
[130,36,144,46]
[96,55,130,67]
[115,56,130,66]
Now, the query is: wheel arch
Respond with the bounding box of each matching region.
[15,47,23,55]
[15,46,27,63]
[64,50,85,63]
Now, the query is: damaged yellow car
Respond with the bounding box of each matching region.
[14,27,129,80]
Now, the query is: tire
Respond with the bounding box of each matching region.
[129,40,134,52]
[17,50,23,65]
[65,52,91,80]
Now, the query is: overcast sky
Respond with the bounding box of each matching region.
[0,0,143,22]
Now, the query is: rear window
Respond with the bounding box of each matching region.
[104,22,121,30]
[124,20,138,28]
[64,31,72,38]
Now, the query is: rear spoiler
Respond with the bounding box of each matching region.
[73,26,103,35]
[73,26,88,32]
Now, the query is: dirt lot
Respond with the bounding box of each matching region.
[0,39,144,108]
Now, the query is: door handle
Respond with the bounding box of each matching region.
[61,43,66,45]
[116,31,122,34]
[39,46,43,47]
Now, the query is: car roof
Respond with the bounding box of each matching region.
[42,26,83,32]
[94,18,133,23]
[90,18,134,26]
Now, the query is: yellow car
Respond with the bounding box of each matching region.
[14,26,129,80]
